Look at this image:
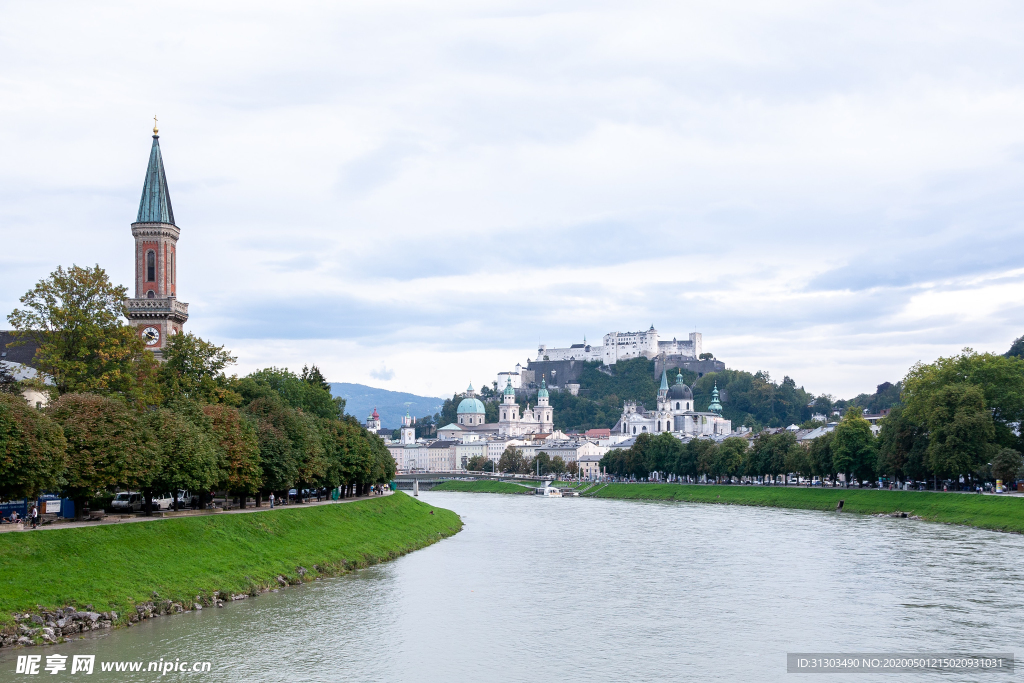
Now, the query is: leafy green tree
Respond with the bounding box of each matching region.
[7,265,151,397]
[245,397,303,494]
[992,448,1023,484]
[549,455,567,476]
[715,437,748,480]
[203,404,261,495]
[808,431,836,482]
[160,333,238,404]
[465,454,489,471]
[648,432,684,475]
[921,384,994,482]
[144,406,223,511]
[876,406,928,482]
[832,407,877,486]
[48,393,152,518]
[1007,335,1024,360]
[235,367,343,420]
[499,446,527,474]
[750,431,798,483]
[528,451,552,476]
[0,394,68,500]
[904,349,1024,453]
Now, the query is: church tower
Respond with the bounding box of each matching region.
[124,121,189,358]
[536,376,553,433]
[498,376,520,436]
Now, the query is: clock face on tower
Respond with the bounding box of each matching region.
[142,327,161,346]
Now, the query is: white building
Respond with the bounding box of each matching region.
[536,326,703,366]
[613,372,731,437]
[498,376,553,436]
[496,364,523,390]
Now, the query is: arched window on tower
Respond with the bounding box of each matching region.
[146,251,155,282]
[170,252,175,285]
[147,291,155,299]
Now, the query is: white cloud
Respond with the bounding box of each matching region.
[1,0,1023,398]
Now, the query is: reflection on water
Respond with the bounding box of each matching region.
[2,492,1022,682]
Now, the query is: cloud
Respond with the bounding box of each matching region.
[369,363,396,381]
[1,0,1023,398]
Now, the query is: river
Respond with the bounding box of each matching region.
[2,491,1022,682]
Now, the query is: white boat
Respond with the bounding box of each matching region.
[536,483,562,497]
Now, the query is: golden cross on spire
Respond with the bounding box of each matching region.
[153,115,159,135]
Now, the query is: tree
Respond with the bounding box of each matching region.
[528,451,552,476]
[808,431,836,482]
[245,397,303,494]
[465,454,489,471]
[203,404,261,495]
[235,367,344,420]
[566,460,579,476]
[922,384,994,482]
[876,406,928,482]
[48,393,152,518]
[144,406,223,512]
[903,350,1024,453]
[991,448,1023,484]
[0,394,67,501]
[715,437,747,481]
[831,407,877,486]
[498,446,527,474]
[160,333,238,403]
[1007,335,1024,360]
[7,264,149,396]
[549,455,567,476]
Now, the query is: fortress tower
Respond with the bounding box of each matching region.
[124,121,188,358]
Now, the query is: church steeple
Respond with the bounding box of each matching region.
[126,125,188,359]
[137,132,175,225]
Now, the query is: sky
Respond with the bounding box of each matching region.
[1,0,1023,401]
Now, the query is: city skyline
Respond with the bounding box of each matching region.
[2,2,1022,398]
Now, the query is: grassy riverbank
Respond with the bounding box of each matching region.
[437,480,1024,534]
[0,492,460,627]
[431,480,534,494]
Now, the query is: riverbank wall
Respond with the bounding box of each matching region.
[0,492,461,648]
[433,480,1024,534]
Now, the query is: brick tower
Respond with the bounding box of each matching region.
[124,120,189,358]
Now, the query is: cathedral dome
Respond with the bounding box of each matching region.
[457,397,486,414]
[667,375,693,400]
[537,376,549,400]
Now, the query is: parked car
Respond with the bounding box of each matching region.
[111,492,143,512]
[151,493,175,510]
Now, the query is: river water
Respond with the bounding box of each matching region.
[2,491,1022,682]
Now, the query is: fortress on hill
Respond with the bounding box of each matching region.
[515,326,725,394]
[536,326,702,365]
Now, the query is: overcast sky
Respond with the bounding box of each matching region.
[2,1,1023,402]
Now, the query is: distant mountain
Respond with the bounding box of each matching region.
[330,382,446,430]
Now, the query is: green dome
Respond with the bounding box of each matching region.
[504,377,516,397]
[537,376,549,400]
[457,397,486,414]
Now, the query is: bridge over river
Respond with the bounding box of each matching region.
[393,472,550,491]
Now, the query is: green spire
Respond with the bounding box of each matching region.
[708,381,723,414]
[137,133,175,225]
[660,369,669,392]
[537,375,549,400]
[504,376,515,397]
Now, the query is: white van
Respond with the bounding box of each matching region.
[151,493,175,510]
[111,492,143,512]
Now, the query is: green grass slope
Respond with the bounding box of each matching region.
[587,484,1024,533]
[0,492,460,622]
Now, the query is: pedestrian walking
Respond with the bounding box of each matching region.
[29,504,38,529]
[269,492,275,508]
